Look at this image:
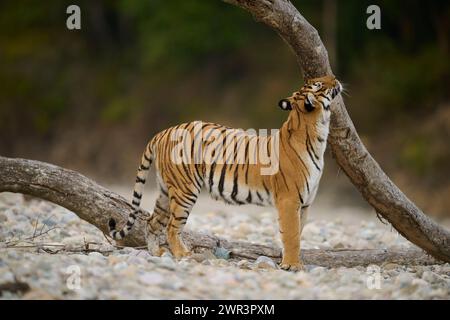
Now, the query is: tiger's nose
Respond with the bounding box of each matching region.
[278,99,292,110]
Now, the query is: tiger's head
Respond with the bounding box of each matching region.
[278,75,342,113]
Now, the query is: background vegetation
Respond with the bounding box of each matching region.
[0,0,449,217]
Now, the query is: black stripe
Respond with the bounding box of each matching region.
[306,143,321,171]
[262,181,270,196]
[299,192,304,205]
[136,176,146,184]
[184,192,197,204]
[279,169,290,191]
[286,138,310,175]
[246,191,252,203]
[132,199,140,206]
[194,164,204,183]
[140,164,150,170]
[208,163,216,193]
[306,131,319,160]
[155,203,166,213]
[231,168,245,205]
[144,153,151,162]
[218,165,227,196]
[133,191,142,199]
[173,197,190,209]
[160,187,168,197]
[256,191,263,202]
[305,131,321,171]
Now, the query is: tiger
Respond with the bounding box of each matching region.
[109,75,343,271]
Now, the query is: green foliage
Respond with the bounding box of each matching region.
[399,137,432,176]
[116,0,253,71]
[0,0,449,187]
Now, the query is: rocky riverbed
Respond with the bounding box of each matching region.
[0,191,449,299]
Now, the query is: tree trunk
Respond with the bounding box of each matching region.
[0,156,439,267]
[222,0,450,263]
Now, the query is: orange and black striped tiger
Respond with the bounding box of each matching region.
[109,75,342,271]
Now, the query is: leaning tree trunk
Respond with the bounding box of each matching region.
[222,0,450,262]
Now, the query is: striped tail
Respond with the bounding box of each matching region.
[109,143,153,240]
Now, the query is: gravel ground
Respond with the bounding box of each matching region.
[0,190,449,300]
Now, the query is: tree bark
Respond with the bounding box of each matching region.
[222,0,450,262]
[0,157,439,267]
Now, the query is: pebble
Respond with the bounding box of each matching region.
[383,263,399,270]
[139,272,164,286]
[214,247,231,260]
[395,273,414,288]
[254,256,277,270]
[421,271,444,284]
[1,192,449,299]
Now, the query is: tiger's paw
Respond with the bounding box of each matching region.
[280,261,304,272]
[171,244,191,259]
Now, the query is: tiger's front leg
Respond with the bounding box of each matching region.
[275,196,304,271]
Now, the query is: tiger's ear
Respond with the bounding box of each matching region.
[304,93,315,112]
[278,99,292,111]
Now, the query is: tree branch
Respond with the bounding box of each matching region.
[0,156,439,267]
[223,0,450,262]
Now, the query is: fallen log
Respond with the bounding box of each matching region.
[0,156,439,267]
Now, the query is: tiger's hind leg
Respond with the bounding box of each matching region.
[166,187,200,259]
[146,191,170,256]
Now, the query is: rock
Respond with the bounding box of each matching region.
[210,259,228,267]
[429,288,449,299]
[360,229,376,240]
[139,272,164,286]
[333,242,345,249]
[88,252,105,260]
[190,251,215,263]
[310,266,326,274]
[108,255,122,265]
[237,259,252,270]
[22,288,55,300]
[160,256,176,270]
[412,278,429,287]
[254,256,277,270]
[304,265,319,272]
[42,218,57,227]
[126,255,148,266]
[0,270,15,283]
[113,261,128,271]
[421,271,443,284]
[383,263,400,271]
[214,247,231,260]
[0,213,7,222]
[395,273,414,288]
[386,269,399,277]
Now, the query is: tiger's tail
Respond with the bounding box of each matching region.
[108,142,153,240]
